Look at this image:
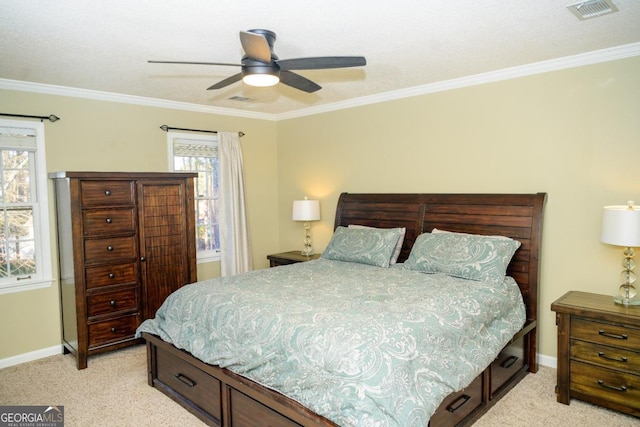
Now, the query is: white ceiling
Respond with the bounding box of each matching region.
[1,0,639,117]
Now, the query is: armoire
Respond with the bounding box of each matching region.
[50,171,198,369]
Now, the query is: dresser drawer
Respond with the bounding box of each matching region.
[571,339,640,374]
[572,317,640,352]
[81,180,135,207]
[88,314,139,348]
[229,387,301,427]
[491,335,525,395]
[86,287,139,318]
[430,374,483,426]
[83,208,136,235]
[84,236,136,263]
[571,361,640,412]
[85,262,138,289]
[155,348,222,421]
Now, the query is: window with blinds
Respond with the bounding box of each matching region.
[0,120,53,293]
[168,132,220,262]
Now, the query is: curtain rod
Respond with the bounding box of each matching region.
[0,113,60,122]
[160,125,244,137]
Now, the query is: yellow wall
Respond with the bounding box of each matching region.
[1,55,638,364]
[277,56,640,362]
[0,90,279,359]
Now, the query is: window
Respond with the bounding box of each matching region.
[0,119,52,294]
[168,132,220,263]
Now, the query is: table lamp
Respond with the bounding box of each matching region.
[292,198,320,256]
[600,201,640,305]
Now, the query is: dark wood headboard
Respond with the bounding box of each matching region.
[334,192,547,329]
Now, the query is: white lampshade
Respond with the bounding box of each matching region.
[601,202,640,247]
[292,199,320,221]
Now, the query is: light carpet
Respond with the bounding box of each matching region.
[0,345,637,426]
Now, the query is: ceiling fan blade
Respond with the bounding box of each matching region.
[207,73,242,90]
[239,31,272,63]
[277,56,366,71]
[279,71,321,93]
[148,60,241,67]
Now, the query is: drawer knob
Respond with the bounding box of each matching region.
[108,273,115,279]
[174,373,196,388]
[598,351,628,363]
[447,394,471,413]
[106,218,112,224]
[597,379,627,392]
[107,246,114,251]
[140,256,146,262]
[110,300,116,307]
[598,330,628,340]
[111,327,116,333]
[105,190,111,196]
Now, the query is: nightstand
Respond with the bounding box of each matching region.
[551,291,640,417]
[267,250,321,267]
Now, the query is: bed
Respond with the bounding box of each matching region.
[139,192,546,427]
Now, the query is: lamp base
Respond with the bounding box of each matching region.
[613,294,640,305]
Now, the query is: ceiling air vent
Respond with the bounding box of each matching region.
[228,96,252,102]
[567,0,618,20]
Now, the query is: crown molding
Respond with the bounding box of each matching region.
[276,42,640,120]
[0,79,276,121]
[2,42,639,122]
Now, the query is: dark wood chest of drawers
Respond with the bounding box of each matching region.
[51,172,197,369]
[551,291,640,417]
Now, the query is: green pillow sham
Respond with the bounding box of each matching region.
[322,226,404,268]
[348,225,406,264]
[404,231,521,284]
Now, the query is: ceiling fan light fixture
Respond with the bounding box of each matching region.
[242,73,279,87]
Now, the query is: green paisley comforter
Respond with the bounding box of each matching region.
[137,258,525,426]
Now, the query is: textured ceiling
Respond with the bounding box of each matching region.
[1,0,639,117]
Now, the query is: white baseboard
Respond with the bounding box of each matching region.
[0,345,63,370]
[538,353,557,369]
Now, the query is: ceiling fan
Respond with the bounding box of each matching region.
[149,29,366,93]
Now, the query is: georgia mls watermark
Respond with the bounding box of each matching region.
[0,406,64,427]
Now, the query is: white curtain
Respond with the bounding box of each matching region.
[218,131,253,276]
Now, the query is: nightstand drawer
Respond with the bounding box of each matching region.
[572,317,640,351]
[571,361,640,412]
[571,340,640,373]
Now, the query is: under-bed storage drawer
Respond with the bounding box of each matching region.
[490,335,525,395]
[429,374,483,426]
[229,387,301,427]
[155,348,222,421]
